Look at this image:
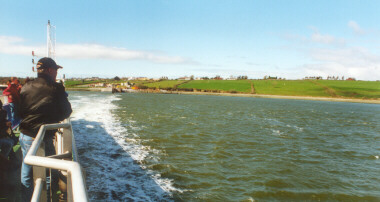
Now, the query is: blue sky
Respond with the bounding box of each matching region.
[0,0,379,80]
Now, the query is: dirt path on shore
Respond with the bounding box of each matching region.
[310,80,338,97]
[250,81,256,94]
[175,91,380,104]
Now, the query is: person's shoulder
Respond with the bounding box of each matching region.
[54,82,67,93]
[26,77,48,86]
[21,79,38,91]
[23,79,35,87]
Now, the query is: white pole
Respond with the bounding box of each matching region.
[47,20,50,57]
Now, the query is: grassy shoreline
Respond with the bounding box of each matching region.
[66,88,380,104]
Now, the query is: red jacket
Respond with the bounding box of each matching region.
[2,83,21,103]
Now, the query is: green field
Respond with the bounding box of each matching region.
[64,78,379,99]
[143,80,187,89]
[143,79,379,99]
[65,80,105,87]
[178,80,252,93]
[65,79,129,88]
[252,80,330,97]
[315,80,380,99]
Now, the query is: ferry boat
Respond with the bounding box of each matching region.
[0,21,88,202]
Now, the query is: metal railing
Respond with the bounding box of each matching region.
[24,119,88,202]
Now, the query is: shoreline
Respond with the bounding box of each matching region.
[66,88,380,104]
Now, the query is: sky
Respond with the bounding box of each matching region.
[0,0,379,80]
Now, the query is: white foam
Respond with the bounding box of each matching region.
[272,129,282,135]
[247,197,255,202]
[265,117,303,133]
[85,125,94,128]
[69,93,176,201]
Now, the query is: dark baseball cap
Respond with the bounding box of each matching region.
[36,57,61,70]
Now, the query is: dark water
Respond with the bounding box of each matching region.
[70,92,380,201]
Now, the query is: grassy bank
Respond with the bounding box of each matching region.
[143,80,187,89]
[178,80,252,93]
[64,79,380,100]
[314,80,380,99]
[65,79,104,87]
[141,79,380,99]
[251,80,329,97]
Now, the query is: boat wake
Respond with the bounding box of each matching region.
[69,93,173,201]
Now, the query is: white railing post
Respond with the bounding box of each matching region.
[57,131,63,155]
[62,120,72,157]
[67,171,73,202]
[32,142,47,202]
[25,120,88,202]
[31,178,44,202]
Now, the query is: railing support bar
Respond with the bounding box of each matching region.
[47,152,72,159]
[67,171,73,202]
[31,178,44,202]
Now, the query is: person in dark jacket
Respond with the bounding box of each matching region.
[19,57,72,202]
[0,100,13,158]
[0,100,13,183]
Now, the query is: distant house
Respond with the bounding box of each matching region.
[178,76,191,80]
[346,77,356,81]
[85,77,100,81]
[120,82,130,88]
[94,83,106,87]
[226,76,237,80]
[304,76,322,80]
[213,75,223,80]
[268,76,277,80]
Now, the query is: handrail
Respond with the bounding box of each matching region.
[24,119,88,202]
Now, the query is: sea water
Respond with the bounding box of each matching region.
[69,91,380,201]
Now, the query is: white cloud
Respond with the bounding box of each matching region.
[348,20,365,35]
[310,47,380,65]
[281,25,380,80]
[310,32,345,46]
[0,36,45,56]
[56,43,196,64]
[301,62,379,81]
[307,26,345,46]
[283,29,345,46]
[0,35,195,65]
[301,47,380,80]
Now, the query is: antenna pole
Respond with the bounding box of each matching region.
[47,20,56,59]
[47,20,50,57]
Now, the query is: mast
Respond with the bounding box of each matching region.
[47,20,50,57]
[33,21,61,75]
[47,20,56,60]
